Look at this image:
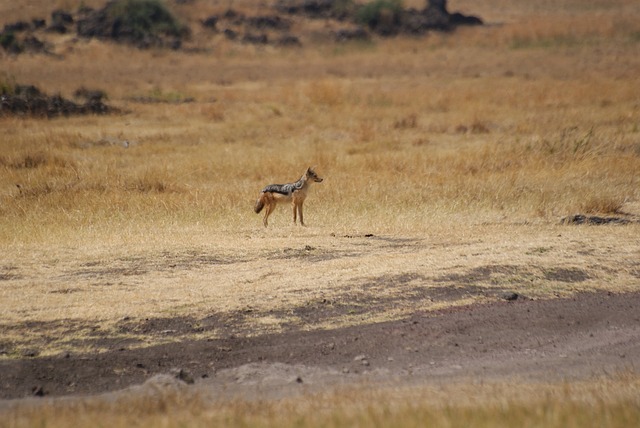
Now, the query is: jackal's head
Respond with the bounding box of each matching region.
[306,167,323,183]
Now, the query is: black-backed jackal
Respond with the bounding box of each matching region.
[254,167,323,227]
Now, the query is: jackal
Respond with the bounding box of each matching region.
[254,167,323,227]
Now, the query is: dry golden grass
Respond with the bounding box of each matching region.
[1,0,640,351]
[3,375,640,428]
[1,0,640,425]
[1,68,638,233]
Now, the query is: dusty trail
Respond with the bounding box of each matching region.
[2,291,639,401]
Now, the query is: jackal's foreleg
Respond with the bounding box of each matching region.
[298,202,305,226]
[292,201,297,224]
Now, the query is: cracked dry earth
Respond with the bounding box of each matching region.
[1,223,640,402]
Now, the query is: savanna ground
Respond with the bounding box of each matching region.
[1,0,640,426]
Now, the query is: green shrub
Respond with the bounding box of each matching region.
[331,0,358,19]
[0,32,22,53]
[0,73,16,95]
[356,0,403,29]
[106,0,187,39]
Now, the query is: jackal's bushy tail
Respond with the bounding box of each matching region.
[254,194,265,213]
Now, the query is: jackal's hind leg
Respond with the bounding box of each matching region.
[263,202,276,227]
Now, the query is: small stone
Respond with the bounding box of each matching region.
[502,292,519,301]
[170,368,195,384]
[22,349,39,358]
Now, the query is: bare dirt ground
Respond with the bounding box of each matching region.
[1,291,640,402]
[1,221,640,403]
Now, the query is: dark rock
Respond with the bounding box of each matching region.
[562,214,631,225]
[246,15,291,31]
[335,27,370,42]
[22,348,40,357]
[46,23,68,34]
[1,83,118,118]
[276,0,351,19]
[74,87,107,103]
[278,0,482,36]
[502,292,520,301]
[450,12,483,26]
[32,19,46,29]
[202,16,218,29]
[21,36,46,53]
[4,21,31,33]
[277,34,302,46]
[223,29,238,40]
[170,368,195,384]
[0,31,22,54]
[422,0,483,31]
[399,9,431,34]
[48,9,74,34]
[223,9,245,24]
[51,9,74,26]
[32,386,46,397]
[242,33,268,44]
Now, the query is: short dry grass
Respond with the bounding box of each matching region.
[1,0,639,242]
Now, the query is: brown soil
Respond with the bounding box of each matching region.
[2,291,639,401]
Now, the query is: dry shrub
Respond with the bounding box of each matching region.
[305,79,345,106]
[198,103,225,122]
[0,151,75,169]
[126,168,182,194]
[393,113,417,129]
[487,12,640,49]
[355,120,377,143]
[579,196,626,215]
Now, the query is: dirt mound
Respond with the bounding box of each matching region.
[0,84,117,118]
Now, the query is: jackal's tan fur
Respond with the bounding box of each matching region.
[254,167,323,227]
